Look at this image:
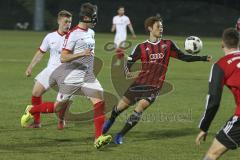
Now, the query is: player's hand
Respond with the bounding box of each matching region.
[206,56,212,62]
[25,67,32,77]
[83,49,92,56]
[132,34,137,38]
[195,130,208,146]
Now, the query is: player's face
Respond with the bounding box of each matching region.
[151,21,163,38]
[58,17,72,33]
[118,8,125,16]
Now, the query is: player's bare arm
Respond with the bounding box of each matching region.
[60,48,92,63]
[111,24,116,32]
[127,24,136,38]
[25,50,44,77]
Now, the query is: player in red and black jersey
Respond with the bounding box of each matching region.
[196,28,240,160]
[103,16,212,144]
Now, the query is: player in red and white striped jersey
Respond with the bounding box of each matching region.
[196,28,240,160]
[103,16,212,144]
[24,10,72,128]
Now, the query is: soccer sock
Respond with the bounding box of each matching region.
[31,96,42,124]
[118,110,142,136]
[58,106,67,121]
[29,102,55,114]
[109,105,123,122]
[94,101,106,139]
[116,48,124,59]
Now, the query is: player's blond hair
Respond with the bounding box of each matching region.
[57,10,72,19]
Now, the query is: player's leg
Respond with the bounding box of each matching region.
[203,116,240,160]
[28,67,55,128]
[115,99,150,144]
[203,138,228,160]
[103,96,131,134]
[30,80,48,127]
[114,35,125,66]
[81,80,112,148]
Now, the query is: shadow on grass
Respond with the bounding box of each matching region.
[125,127,199,142]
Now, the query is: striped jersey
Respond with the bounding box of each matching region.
[126,39,208,88]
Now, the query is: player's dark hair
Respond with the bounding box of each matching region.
[144,16,162,32]
[222,28,239,48]
[79,2,96,19]
[58,10,72,19]
[118,6,124,10]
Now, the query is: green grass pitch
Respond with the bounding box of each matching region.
[0,30,239,160]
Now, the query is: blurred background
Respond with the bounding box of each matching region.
[0,0,240,36]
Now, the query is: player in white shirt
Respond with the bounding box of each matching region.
[24,10,72,128]
[21,3,112,149]
[112,6,136,65]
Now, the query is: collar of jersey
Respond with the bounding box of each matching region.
[146,39,161,45]
[228,50,240,55]
[76,26,88,32]
[56,30,65,36]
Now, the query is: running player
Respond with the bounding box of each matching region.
[21,3,111,149]
[103,16,212,144]
[196,28,240,160]
[112,6,136,65]
[24,10,72,128]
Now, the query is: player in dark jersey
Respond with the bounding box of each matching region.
[196,28,240,160]
[103,16,212,144]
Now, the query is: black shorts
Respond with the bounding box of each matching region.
[216,116,240,150]
[123,83,160,105]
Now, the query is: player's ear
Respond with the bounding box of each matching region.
[148,26,152,32]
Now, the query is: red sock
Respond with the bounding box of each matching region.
[116,48,124,59]
[58,106,67,120]
[94,101,106,139]
[31,96,42,124]
[29,102,55,114]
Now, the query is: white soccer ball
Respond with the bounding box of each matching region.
[184,36,203,54]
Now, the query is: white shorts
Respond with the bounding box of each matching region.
[114,34,127,48]
[56,79,104,102]
[35,67,57,90]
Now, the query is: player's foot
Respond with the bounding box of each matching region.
[94,135,112,149]
[27,122,41,128]
[102,119,115,134]
[57,119,65,130]
[114,133,123,145]
[21,105,33,127]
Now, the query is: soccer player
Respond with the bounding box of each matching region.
[21,2,112,149]
[196,28,240,160]
[103,16,212,144]
[24,10,72,128]
[112,6,136,65]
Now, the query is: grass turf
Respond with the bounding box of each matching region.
[0,30,239,160]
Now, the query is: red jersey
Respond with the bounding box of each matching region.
[199,50,240,132]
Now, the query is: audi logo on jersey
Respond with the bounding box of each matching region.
[149,53,165,60]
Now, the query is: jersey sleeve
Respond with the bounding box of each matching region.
[126,16,131,25]
[198,63,225,132]
[39,34,49,53]
[113,16,117,24]
[63,32,76,52]
[170,40,208,62]
[125,44,141,73]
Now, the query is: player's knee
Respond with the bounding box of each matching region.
[205,150,222,160]
[32,90,43,97]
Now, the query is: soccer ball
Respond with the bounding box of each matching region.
[184,36,203,54]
